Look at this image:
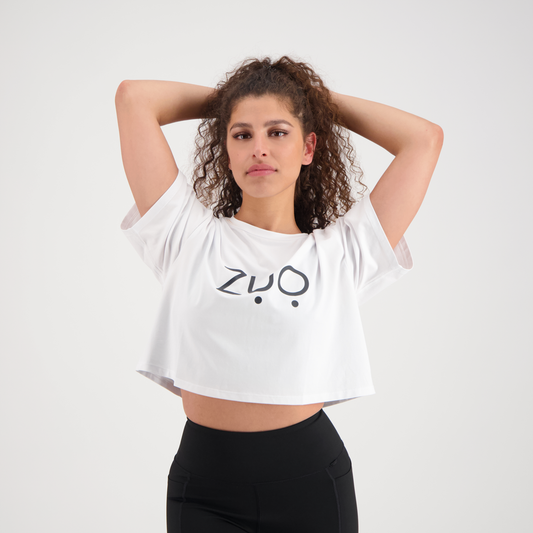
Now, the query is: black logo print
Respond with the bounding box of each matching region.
[216,267,246,296]
[217,265,309,307]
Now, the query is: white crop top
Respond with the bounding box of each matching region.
[121,170,413,407]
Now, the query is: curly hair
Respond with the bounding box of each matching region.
[193,56,366,234]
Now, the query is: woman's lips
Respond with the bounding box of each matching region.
[247,164,276,177]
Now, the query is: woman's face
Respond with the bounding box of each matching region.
[226,95,316,204]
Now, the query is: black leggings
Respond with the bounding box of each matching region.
[167,409,358,532]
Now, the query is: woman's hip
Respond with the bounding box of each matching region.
[172,409,344,483]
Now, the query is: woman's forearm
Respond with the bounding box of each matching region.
[331,92,442,155]
[115,80,214,126]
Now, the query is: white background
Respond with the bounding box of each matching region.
[1,0,532,531]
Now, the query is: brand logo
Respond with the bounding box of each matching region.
[216,265,309,307]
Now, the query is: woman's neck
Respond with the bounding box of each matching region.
[234,195,302,234]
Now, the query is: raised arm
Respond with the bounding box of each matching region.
[331,92,443,249]
[115,80,213,217]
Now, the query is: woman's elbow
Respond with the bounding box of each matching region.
[115,80,139,108]
[428,122,444,150]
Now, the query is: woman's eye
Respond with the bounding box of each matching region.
[270,130,287,137]
[233,133,250,140]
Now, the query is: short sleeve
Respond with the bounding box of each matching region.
[120,170,213,283]
[336,194,413,304]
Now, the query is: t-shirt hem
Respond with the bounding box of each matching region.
[119,171,191,282]
[355,195,413,303]
[365,195,413,269]
[136,366,375,406]
[120,171,184,234]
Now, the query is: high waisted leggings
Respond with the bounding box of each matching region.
[166,409,358,532]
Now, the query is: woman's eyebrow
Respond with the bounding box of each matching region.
[229,119,294,132]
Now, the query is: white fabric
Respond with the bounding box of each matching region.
[121,170,413,407]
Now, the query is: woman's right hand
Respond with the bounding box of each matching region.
[115,81,213,217]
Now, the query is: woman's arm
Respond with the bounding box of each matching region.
[115,81,213,217]
[331,92,443,248]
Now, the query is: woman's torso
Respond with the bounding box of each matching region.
[181,390,324,432]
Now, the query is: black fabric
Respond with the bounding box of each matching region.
[167,410,358,532]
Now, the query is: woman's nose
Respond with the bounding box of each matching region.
[253,137,267,158]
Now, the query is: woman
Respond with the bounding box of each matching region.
[116,56,443,532]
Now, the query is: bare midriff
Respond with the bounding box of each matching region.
[181,390,324,432]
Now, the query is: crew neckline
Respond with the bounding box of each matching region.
[227,215,308,239]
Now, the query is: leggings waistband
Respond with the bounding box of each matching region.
[174,409,344,483]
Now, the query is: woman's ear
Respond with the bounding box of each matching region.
[302,132,317,165]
